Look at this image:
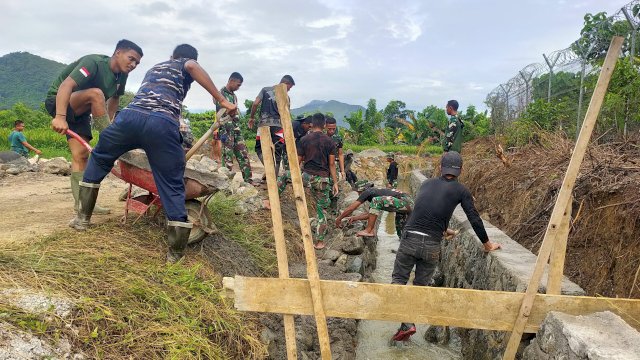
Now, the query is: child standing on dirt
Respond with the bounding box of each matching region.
[8,120,41,157]
[297,113,338,250]
[69,44,236,263]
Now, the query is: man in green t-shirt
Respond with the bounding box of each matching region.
[46,39,143,215]
[8,120,41,157]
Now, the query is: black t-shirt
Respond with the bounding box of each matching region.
[297,131,336,177]
[404,176,488,242]
[357,188,405,203]
[293,120,308,144]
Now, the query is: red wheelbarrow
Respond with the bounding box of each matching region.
[66,111,229,244]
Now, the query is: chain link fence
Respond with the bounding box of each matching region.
[486,1,640,137]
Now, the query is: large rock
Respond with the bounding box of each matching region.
[0,288,74,318]
[0,322,83,360]
[355,149,386,158]
[342,237,364,255]
[523,311,640,360]
[0,151,23,163]
[39,157,71,175]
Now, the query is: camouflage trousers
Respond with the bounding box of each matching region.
[369,195,413,237]
[219,120,252,182]
[303,172,332,243]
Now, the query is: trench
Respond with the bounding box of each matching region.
[354,212,461,360]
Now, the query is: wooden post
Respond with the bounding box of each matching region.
[547,196,572,295]
[502,36,623,359]
[258,126,298,359]
[274,84,332,359]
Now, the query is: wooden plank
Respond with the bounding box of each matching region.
[547,196,572,295]
[258,126,297,359]
[224,276,640,333]
[502,36,624,359]
[274,84,332,360]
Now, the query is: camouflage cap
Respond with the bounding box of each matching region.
[386,152,395,159]
[354,180,373,192]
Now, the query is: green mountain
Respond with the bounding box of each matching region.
[291,100,364,127]
[0,52,66,110]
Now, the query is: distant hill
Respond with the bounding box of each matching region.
[291,100,364,127]
[0,52,66,109]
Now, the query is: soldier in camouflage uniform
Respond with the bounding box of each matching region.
[297,113,338,249]
[215,73,252,183]
[443,99,464,153]
[335,180,413,237]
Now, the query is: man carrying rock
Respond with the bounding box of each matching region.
[47,39,144,215]
[298,113,338,250]
[390,151,501,342]
[215,72,252,183]
[8,120,41,157]
[69,44,236,263]
[335,180,413,238]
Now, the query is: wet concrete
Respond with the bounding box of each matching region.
[355,213,460,360]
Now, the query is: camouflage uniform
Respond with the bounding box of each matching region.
[369,194,414,237]
[303,172,332,243]
[216,87,252,182]
[444,115,464,153]
[329,133,344,214]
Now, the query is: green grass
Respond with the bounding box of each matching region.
[0,221,266,359]
[344,143,442,155]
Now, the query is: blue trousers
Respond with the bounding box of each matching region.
[83,108,187,222]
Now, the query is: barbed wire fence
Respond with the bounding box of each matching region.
[486,0,640,138]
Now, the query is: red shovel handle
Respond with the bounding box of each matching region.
[65,129,93,152]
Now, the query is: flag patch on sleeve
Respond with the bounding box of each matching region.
[79,67,90,77]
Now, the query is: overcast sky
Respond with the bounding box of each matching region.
[1,0,624,114]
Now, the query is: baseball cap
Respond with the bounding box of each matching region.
[441,151,462,177]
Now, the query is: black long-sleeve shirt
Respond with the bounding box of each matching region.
[404,176,488,242]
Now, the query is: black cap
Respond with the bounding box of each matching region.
[441,151,462,177]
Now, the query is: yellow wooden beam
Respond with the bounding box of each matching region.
[224,276,640,333]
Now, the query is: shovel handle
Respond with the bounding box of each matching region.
[66,129,93,152]
[185,108,228,160]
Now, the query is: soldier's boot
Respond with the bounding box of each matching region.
[69,182,100,231]
[166,221,193,263]
[71,172,110,215]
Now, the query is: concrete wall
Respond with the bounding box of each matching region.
[523,311,640,360]
[407,169,585,359]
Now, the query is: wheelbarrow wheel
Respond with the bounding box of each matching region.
[185,199,213,244]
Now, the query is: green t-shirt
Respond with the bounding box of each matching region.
[46,54,127,100]
[8,130,28,156]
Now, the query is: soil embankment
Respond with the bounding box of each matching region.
[458,135,640,298]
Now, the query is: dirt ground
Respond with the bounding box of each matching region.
[0,172,126,243]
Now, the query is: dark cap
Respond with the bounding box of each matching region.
[441,151,462,177]
[281,75,295,85]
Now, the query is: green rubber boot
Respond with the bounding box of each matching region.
[71,171,110,215]
[69,182,100,231]
[166,221,193,263]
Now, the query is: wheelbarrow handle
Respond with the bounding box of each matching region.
[66,129,93,152]
[185,108,229,161]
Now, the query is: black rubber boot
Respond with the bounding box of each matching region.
[69,182,100,231]
[166,221,193,263]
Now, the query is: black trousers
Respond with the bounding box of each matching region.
[391,232,441,286]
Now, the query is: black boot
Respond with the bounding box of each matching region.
[166,221,193,263]
[69,182,100,231]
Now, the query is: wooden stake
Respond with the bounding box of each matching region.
[502,36,624,359]
[547,196,572,295]
[224,276,640,332]
[274,84,332,360]
[258,126,297,359]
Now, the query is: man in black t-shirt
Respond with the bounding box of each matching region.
[335,180,413,237]
[297,113,338,250]
[389,151,501,342]
[386,153,398,188]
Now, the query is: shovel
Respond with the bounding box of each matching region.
[65,108,231,161]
